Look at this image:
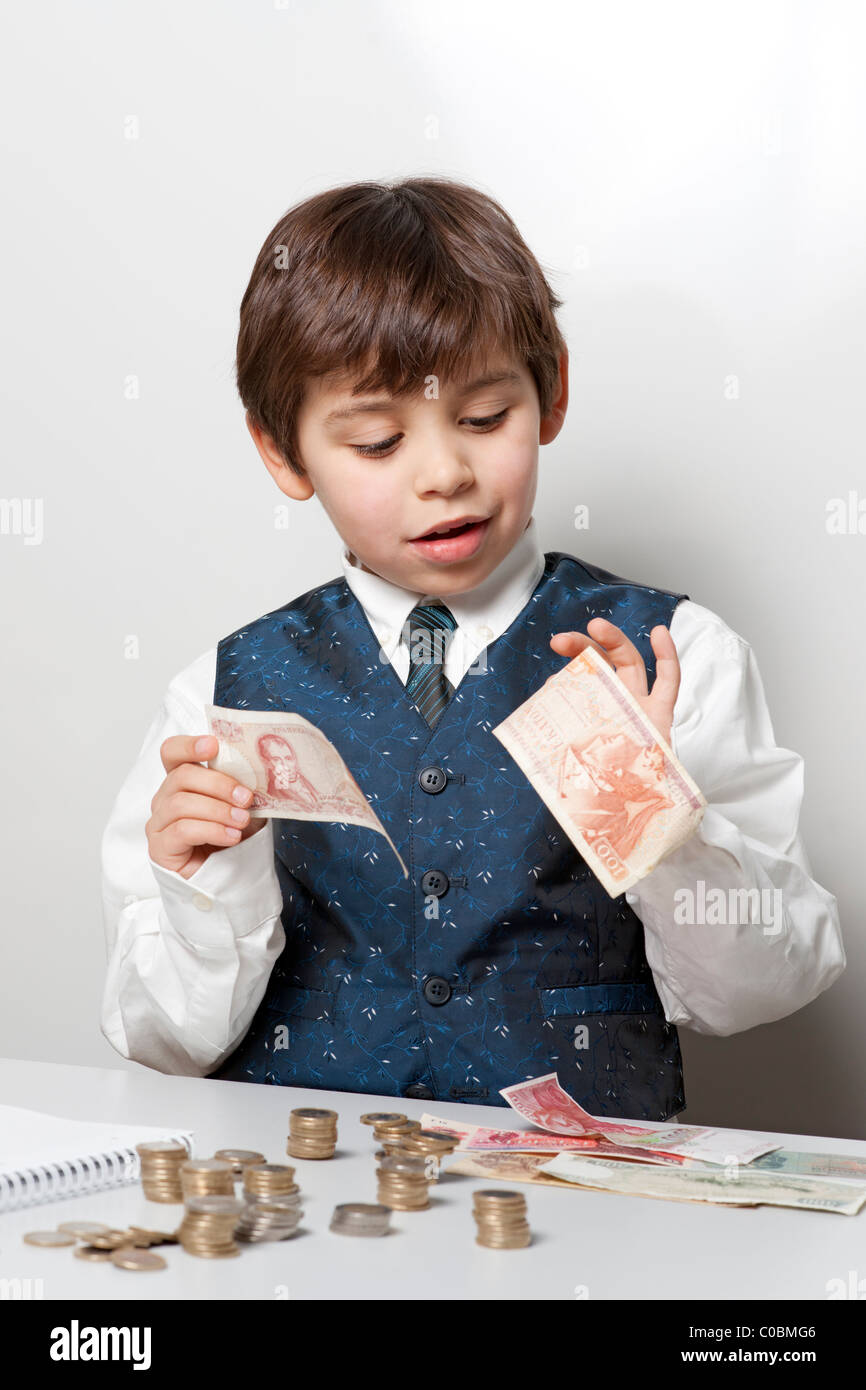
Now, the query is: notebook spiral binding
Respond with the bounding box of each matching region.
[0,1134,192,1212]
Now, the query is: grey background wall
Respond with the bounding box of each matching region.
[1,0,863,1138]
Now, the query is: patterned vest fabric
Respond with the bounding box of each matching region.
[209,550,690,1120]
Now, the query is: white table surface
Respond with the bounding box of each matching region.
[1,1058,863,1301]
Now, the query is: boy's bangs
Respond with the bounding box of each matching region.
[322,285,525,402]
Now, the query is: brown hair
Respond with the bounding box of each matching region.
[236,177,567,476]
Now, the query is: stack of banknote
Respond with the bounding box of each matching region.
[419,1074,866,1215]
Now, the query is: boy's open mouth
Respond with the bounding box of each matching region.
[420,520,476,539]
[408,515,491,562]
[411,514,489,541]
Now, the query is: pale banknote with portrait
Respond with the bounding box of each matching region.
[205,703,408,878]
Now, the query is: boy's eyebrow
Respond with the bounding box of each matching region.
[322,370,522,427]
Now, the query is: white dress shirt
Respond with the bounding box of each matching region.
[100,516,846,1076]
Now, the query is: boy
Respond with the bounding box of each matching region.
[101,177,844,1118]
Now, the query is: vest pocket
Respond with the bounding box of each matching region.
[263,980,337,1023]
[536,982,684,1121]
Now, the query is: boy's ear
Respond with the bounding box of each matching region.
[539,348,569,445]
[245,413,315,500]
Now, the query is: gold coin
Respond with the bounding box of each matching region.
[74,1244,114,1262]
[127,1226,179,1245]
[57,1221,112,1238]
[22,1231,76,1247]
[88,1230,135,1250]
[110,1247,167,1271]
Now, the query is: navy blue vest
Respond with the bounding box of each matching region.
[208,550,689,1120]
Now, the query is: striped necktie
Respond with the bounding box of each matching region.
[404,601,458,728]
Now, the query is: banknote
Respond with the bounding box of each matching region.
[741,1149,866,1184]
[419,1117,722,1168]
[205,704,408,878]
[447,1150,586,1189]
[421,1111,866,1186]
[492,645,706,896]
[538,1153,866,1215]
[499,1073,781,1164]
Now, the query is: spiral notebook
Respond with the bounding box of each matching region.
[0,1103,194,1212]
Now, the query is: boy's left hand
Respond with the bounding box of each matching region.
[549,619,680,746]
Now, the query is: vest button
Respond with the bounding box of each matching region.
[418,765,447,794]
[423,976,452,1006]
[420,869,449,897]
[404,1083,434,1100]
[191,893,213,912]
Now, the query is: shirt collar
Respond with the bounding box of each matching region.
[340,516,545,644]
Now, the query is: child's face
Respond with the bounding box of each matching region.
[250,351,568,596]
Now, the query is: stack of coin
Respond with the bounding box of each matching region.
[243,1162,300,1199]
[472,1189,531,1249]
[286,1107,338,1160]
[136,1140,190,1203]
[375,1138,414,1159]
[179,1158,235,1200]
[376,1153,430,1211]
[235,1194,304,1243]
[393,1130,457,1182]
[370,1117,422,1146]
[213,1148,266,1177]
[178,1196,243,1258]
[330,1203,392,1237]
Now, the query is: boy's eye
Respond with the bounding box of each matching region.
[351,408,510,458]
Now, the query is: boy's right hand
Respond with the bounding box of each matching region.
[146,735,267,880]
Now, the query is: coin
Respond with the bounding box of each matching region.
[110,1247,167,1271]
[88,1229,137,1250]
[472,1188,531,1249]
[330,1202,392,1237]
[213,1148,266,1173]
[127,1226,179,1246]
[22,1231,76,1247]
[287,1108,338,1160]
[360,1112,407,1126]
[74,1245,114,1262]
[57,1221,112,1239]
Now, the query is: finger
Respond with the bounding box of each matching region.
[150,816,245,858]
[551,619,648,697]
[148,789,252,837]
[155,760,254,811]
[647,624,680,710]
[549,630,615,668]
[160,734,219,775]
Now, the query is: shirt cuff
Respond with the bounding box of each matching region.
[148,822,282,948]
